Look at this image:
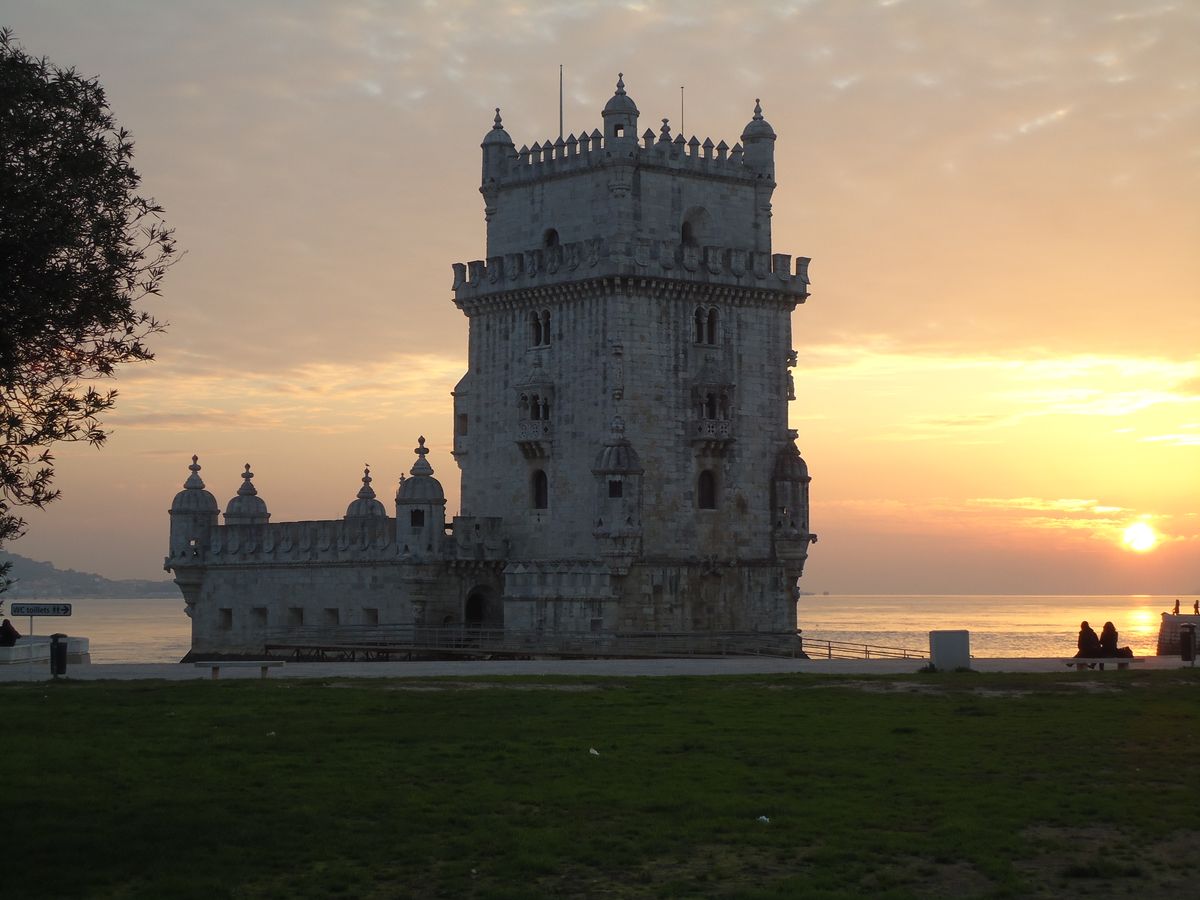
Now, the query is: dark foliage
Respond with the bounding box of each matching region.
[0,29,175,591]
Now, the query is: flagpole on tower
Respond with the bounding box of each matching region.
[559,64,564,140]
[680,85,685,134]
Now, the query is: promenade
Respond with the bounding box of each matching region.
[0,655,1190,682]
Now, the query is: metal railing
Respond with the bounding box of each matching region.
[262,624,808,661]
[801,637,927,660]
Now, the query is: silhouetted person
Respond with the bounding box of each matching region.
[1194,600,1199,616]
[0,618,20,648]
[1075,621,1101,658]
[1099,622,1119,657]
[1174,599,1180,615]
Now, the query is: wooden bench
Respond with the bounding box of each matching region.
[1063,658,1142,671]
[194,660,284,680]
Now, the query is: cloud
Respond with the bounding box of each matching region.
[110,351,464,434]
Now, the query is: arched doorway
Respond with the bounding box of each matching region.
[465,585,502,629]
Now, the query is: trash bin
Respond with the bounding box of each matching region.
[1181,623,1196,663]
[50,633,68,676]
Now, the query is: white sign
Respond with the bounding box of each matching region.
[10,603,73,617]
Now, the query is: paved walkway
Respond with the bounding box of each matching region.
[0,656,1191,682]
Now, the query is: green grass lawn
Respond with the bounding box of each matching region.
[2,670,1197,899]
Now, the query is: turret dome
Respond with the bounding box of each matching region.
[345,466,388,519]
[482,107,513,146]
[740,98,776,141]
[397,436,445,502]
[224,464,270,524]
[602,73,639,118]
[170,456,219,514]
[773,443,810,482]
[592,417,644,474]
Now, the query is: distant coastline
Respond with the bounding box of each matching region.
[0,552,177,599]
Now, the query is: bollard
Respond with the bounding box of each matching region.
[1181,623,1196,664]
[50,633,68,676]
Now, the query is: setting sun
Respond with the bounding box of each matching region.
[1122,522,1158,553]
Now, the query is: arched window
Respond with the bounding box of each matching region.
[541,310,551,345]
[543,228,560,248]
[703,392,717,420]
[706,308,718,345]
[530,311,542,347]
[681,206,711,247]
[410,509,425,528]
[532,469,549,509]
[698,470,717,510]
[694,307,706,344]
[530,394,541,421]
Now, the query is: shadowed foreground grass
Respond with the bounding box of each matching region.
[2,670,1198,899]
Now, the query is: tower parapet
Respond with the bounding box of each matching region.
[453,239,809,312]
[476,75,784,259]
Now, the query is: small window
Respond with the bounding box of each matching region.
[698,470,717,510]
[362,608,380,626]
[541,310,551,346]
[323,608,339,626]
[532,469,549,510]
[543,228,560,247]
[591,617,604,633]
[288,607,304,627]
[218,608,233,631]
[252,607,268,627]
[410,509,425,528]
[703,393,717,420]
[456,413,469,436]
[682,220,697,247]
[707,308,718,345]
[614,124,625,138]
[608,479,623,498]
[694,307,706,343]
[530,311,543,346]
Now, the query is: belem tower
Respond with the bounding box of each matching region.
[166,76,817,658]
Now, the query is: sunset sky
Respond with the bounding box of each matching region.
[4,0,1198,595]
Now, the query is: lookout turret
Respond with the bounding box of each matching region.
[168,456,219,558]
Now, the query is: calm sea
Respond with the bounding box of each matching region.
[5,594,1192,663]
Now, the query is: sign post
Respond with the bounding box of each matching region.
[10,603,72,637]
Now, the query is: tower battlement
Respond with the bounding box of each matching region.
[452,238,809,310]
[480,76,779,259]
[488,127,766,187]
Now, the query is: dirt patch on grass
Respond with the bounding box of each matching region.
[1016,825,1200,897]
[323,680,601,692]
[1054,680,1122,693]
[825,680,943,694]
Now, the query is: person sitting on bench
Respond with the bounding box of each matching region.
[1075,621,1102,659]
[0,618,20,647]
[1099,621,1134,658]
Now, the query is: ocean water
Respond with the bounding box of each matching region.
[799,594,1192,659]
[4,594,1193,663]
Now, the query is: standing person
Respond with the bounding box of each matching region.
[1193,600,1198,615]
[1076,621,1102,658]
[1174,599,1181,615]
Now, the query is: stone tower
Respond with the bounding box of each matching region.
[452,76,815,642]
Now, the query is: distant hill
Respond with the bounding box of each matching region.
[0,552,177,599]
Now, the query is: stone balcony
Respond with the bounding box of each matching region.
[690,418,734,454]
[516,419,553,459]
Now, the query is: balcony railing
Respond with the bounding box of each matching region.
[691,419,733,441]
[517,420,553,441]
